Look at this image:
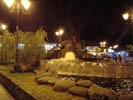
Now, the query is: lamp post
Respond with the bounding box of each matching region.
[55,29,64,42]
[100,41,106,48]
[123,9,133,44]
[1,24,7,30]
[123,9,133,22]
[4,0,31,70]
[122,13,129,21]
[100,41,107,52]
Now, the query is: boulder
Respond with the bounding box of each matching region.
[36,75,59,85]
[60,40,72,47]
[47,40,83,58]
[59,45,74,58]
[53,80,76,92]
[36,76,50,84]
[35,72,58,80]
[47,47,59,59]
[47,77,58,85]
[68,86,88,97]
[88,84,118,100]
[77,80,92,87]
[74,43,83,57]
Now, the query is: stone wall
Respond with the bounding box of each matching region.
[40,59,133,78]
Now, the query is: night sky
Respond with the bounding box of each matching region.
[0,0,133,46]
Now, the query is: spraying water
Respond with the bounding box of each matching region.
[62,52,76,60]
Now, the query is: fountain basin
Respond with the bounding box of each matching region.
[40,59,133,78]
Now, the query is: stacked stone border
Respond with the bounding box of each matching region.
[0,71,36,100]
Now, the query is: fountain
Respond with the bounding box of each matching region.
[42,40,133,79]
[61,52,76,60]
[40,43,133,93]
[41,56,133,79]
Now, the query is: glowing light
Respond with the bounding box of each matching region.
[123,13,129,21]
[55,28,64,37]
[103,41,106,45]
[113,45,118,49]
[59,29,64,35]
[100,41,106,47]
[1,24,7,30]
[4,0,14,7]
[55,32,60,36]
[21,0,31,10]
[109,46,112,49]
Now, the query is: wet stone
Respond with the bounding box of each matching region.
[68,86,88,97]
[53,80,76,92]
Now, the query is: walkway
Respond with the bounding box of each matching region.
[0,84,14,100]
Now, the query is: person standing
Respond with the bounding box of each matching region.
[118,54,122,62]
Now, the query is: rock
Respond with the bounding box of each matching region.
[59,45,74,58]
[60,40,72,47]
[47,40,83,58]
[53,80,76,92]
[77,80,92,87]
[47,47,59,59]
[47,77,58,85]
[70,97,88,100]
[36,76,59,85]
[88,84,118,100]
[35,72,58,80]
[74,43,83,57]
[68,86,88,97]
[36,76,50,84]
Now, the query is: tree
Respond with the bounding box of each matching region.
[15,27,47,72]
[0,27,47,72]
[0,30,15,64]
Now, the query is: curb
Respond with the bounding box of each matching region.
[0,71,36,100]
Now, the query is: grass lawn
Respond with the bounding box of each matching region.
[0,65,87,100]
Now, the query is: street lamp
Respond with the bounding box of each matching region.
[100,41,107,53]
[100,41,106,48]
[123,9,133,21]
[1,24,7,30]
[21,0,31,10]
[55,28,64,42]
[122,9,133,45]
[4,0,31,71]
[59,29,64,35]
[4,0,14,8]
[123,13,129,21]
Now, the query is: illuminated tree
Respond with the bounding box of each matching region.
[0,27,47,72]
[18,27,47,71]
[0,30,15,64]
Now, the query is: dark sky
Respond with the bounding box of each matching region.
[0,0,133,46]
